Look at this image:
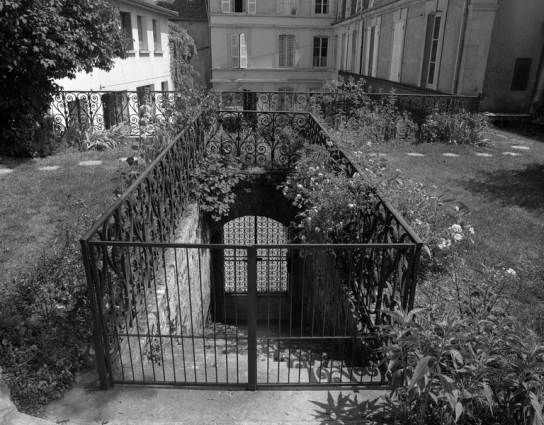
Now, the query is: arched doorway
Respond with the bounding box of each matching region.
[220,215,290,322]
[224,215,288,294]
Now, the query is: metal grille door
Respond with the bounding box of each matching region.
[224,216,287,293]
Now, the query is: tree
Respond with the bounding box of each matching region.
[0,0,127,155]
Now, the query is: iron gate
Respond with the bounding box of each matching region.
[88,239,415,389]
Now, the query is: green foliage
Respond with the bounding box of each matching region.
[75,123,132,151]
[191,151,247,221]
[281,143,374,243]
[371,308,544,425]
[0,0,128,156]
[419,111,489,146]
[318,76,415,142]
[0,203,95,415]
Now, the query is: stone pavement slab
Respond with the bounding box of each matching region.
[44,375,385,425]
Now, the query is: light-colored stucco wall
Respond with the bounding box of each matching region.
[55,1,173,92]
[209,0,337,91]
[401,2,425,86]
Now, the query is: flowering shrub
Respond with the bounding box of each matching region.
[281,144,374,243]
[419,110,489,146]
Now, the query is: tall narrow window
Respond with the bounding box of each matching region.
[315,0,329,14]
[334,34,339,70]
[152,20,161,52]
[231,33,248,68]
[137,16,148,51]
[340,33,346,71]
[425,14,442,87]
[389,18,406,82]
[279,35,294,67]
[313,37,328,67]
[120,12,134,50]
[351,30,357,72]
[356,0,363,12]
[511,58,532,91]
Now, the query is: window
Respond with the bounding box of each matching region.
[120,12,134,50]
[389,18,406,82]
[277,0,297,15]
[313,36,328,67]
[152,20,161,52]
[366,17,380,77]
[340,33,346,70]
[137,16,148,51]
[231,33,248,68]
[334,34,338,70]
[356,0,363,12]
[351,30,357,72]
[423,14,443,87]
[222,0,256,13]
[102,92,129,129]
[161,81,169,92]
[279,35,294,67]
[511,58,532,91]
[315,0,329,14]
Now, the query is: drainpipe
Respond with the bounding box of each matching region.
[452,0,469,94]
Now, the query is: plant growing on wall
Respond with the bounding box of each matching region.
[191,151,247,221]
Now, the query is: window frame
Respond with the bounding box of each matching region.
[222,0,257,13]
[313,36,329,68]
[137,15,149,52]
[120,12,134,51]
[231,33,248,68]
[152,19,162,52]
[424,13,444,89]
[279,34,295,68]
[314,0,329,15]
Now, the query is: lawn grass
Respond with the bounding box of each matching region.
[359,125,544,331]
[0,146,134,284]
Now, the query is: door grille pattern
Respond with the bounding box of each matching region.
[224,216,287,293]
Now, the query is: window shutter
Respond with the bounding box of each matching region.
[231,34,239,67]
[239,33,248,68]
[222,0,230,13]
[248,0,257,13]
[287,35,294,66]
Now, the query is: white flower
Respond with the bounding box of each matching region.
[437,238,452,250]
[450,224,462,233]
[453,233,463,241]
[395,169,401,173]
[506,268,517,277]
[297,184,303,189]
[468,226,475,234]
[314,227,321,232]
[348,203,355,208]
[318,173,323,177]
[454,206,460,212]
[309,167,316,172]
[352,172,360,178]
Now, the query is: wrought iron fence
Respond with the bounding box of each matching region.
[80,108,423,389]
[50,89,180,135]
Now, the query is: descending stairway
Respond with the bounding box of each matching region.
[114,322,381,386]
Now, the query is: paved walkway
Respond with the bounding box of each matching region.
[43,373,385,425]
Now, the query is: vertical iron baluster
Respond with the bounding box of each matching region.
[210,248,219,383]
[173,248,187,382]
[138,246,156,383]
[162,248,176,383]
[198,247,208,383]
[185,248,198,382]
[128,246,146,382]
[150,248,167,383]
[247,247,258,391]
[298,250,306,384]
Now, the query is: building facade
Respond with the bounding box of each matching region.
[208,0,338,92]
[331,0,544,113]
[55,0,178,93]
[158,0,212,88]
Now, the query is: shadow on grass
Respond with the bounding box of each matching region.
[460,162,544,212]
[491,123,544,143]
[310,391,384,424]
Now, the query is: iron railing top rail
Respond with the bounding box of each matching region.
[79,111,202,243]
[86,241,418,249]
